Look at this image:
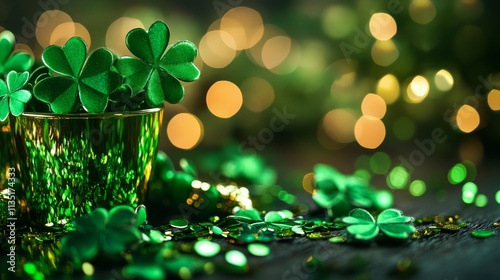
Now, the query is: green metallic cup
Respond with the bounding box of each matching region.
[12,108,163,226]
[1,118,15,185]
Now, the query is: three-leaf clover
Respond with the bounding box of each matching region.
[61,205,141,264]
[0,30,34,75]
[116,21,200,106]
[0,71,31,121]
[33,37,122,113]
[342,208,416,240]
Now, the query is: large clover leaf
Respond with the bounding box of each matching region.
[33,37,122,113]
[0,71,31,121]
[0,30,34,75]
[61,206,141,264]
[342,208,415,240]
[116,21,200,106]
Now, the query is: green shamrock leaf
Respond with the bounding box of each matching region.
[0,71,31,121]
[342,208,415,240]
[61,205,141,264]
[116,21,200,106]
[0,30,34,75]
[33,37,122,113]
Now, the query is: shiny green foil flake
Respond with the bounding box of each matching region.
[225,250,248,267]
[211,225,223,235]
[194,240,221,257]
[247,243,271,257]
[13,108,162,226]
[275,228,295,237]
[471,230,495,238]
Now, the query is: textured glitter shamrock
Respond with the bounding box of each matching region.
[0,30,34,75]
[116,21,200,106]
[0,71,31,121]
[33,37,122,113]
[61,205,141,264]
[342,208,416,240]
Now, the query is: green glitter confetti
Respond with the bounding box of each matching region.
[387,166,410,189]
[225,250,247,267]
[474,194,488,207]
[448,163,467,185]
[471,230,495,238]
[247,243,271,257]
[307,232,333,239]
[409,180,426,197]
[194,240,221,257]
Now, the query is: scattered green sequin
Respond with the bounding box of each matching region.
[247,243,271,257]
[411,227,440,239]
[471,230,495,238]
[448,163,467,185]
[211,225,223,235]
[170,218,189,229]
[225,250,247,267]
[194,240,221,257]
[474,194,488,207]
[328,236,347,243]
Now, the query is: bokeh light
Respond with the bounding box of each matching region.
[371,40,399,66]
[261,36,292,70]
[199,30,237,68]
[241,77,274,112]
[406,75,430,103]
[409,0,437,24]
[369,13,397,41]
[409,180,426,196]
[167,113,204,150]
[36,10,73,48]
[206,81,243,118]
[376,74,400,105]
[220,7,264,50]
[495,190,500,204]
[323,109,357,143]
[387,166,410,189]
[354,116,386,149]
[462,182,478,204]
[487,89,500,111]
[361,93,387,119]
[322,5,357,38]
[369,151,391,175]
[474,194,487,207]
[106,17,144,56]
[392,117,416,141]
[50,22,91,47]
[302,172,315,194]
[456,105,480,133]
[434,69,454,91]
[448,163,467,185]
[373,190,394,209]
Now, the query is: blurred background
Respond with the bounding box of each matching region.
[2,0,500,207]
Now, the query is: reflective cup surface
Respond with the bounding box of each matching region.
[12,108,163,226]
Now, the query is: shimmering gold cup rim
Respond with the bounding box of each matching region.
[20,107,163,119]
